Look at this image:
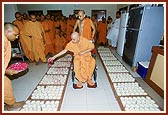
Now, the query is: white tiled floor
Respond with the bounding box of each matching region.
[9,48,164,112]
[60,54,121,111]
[12,62,48,102]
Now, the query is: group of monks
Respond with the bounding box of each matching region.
[12,11,113,64]
[3,10,115,111]
[12,12,77,64]
[49,10,113,89]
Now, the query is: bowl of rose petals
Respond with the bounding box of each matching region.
[7,62,29,80]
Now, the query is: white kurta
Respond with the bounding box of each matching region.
[106,18,120,47]
[107,22,112,33]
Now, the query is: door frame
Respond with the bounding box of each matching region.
[91,10,107,21]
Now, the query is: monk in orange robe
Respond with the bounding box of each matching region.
[20,14,46,64]
[22,13,29,23]
[4,23,25,111]
[45,14,55,44]
[20,13,34,62]
[73,10,96,41]
[71,14,76,27]
[12,12,30,61]
[49,32,96,89]
[91,15,98,42]
[40,14,54,55]
[54,17,65,54]
[97,17,108,45]
[66,15,74,42]
[60,16,67,47]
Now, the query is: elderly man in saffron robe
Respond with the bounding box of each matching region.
[49,32,96,89]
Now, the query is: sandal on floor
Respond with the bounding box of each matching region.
[73,84,83,89]
[87,82,97,88]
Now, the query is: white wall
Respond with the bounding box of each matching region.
[4,3,134,22]
[117,4,129,10]
[4,4,18,23]
[16,3,117,19]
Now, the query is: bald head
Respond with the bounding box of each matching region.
[15,12,22,21]
[78,10,85,21]
[71,32,80,43]
[4,23,19,41]
[71,32,79,38]
[78,10,85,15]
[30,14,37,22]
[4,22,18,30]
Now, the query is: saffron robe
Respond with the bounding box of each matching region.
[65,36,95,82]
[20,21,46,62]
[12,20,30,61]
[41,20,55,55]
[97,21,108,44]
[4,36,16,105]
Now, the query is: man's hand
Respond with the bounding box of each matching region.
[48,57,54,63]
[90,38,95,43]
[78,51,84,56]
[5,69,18,75]
[41,32,44,37]
[48,57,54,67]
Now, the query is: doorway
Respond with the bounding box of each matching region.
[28,10,43,16]
[91,10,106,21]
[47,10,62,17]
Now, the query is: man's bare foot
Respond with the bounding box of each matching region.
[87,80,94,86]
[5,101,25,111]
[77,81,83,87]
[73,81,83,89]
[87,80,97,88]
[35,61,39,65]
